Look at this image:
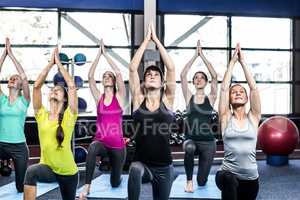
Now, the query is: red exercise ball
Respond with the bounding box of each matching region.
[258,116,299,155]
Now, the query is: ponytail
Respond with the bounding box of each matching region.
[56,87,68,148]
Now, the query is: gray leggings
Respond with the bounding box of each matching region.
[0,142,28,192]
[24,164,78,200]
[85,140,126,187]
[128,161,174,200]
[183,139,216,185]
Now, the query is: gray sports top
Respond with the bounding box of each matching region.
[221,116,259,180]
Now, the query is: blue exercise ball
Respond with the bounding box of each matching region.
[74,146,87,163]
[74,76,84,88]
[74,53,86,66]
[78,97,87,112]
[59,53,69,65]
[53,72,66,87]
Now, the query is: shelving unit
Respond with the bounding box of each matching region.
[58,53,90,156]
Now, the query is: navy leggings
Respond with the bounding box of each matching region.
[128,161,174,200]
[85,140,126,187]
[0,142,28,192]
[183,139,216,185]
[24,164,78,200]
[215,170,259,200]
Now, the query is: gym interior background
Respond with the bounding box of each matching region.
[0,0,300,199]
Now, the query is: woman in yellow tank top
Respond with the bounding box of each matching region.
[23,48,78,200]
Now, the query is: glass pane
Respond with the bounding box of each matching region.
[231,51,291,81]
[232,17,291,49]
[258,84,291,114]
[0,11,57,44]
[165,15,228,47]
[168,49,227,81]
[61,12,131,46]
[228,83,291,114]
[0,47,55,81]
[60,48,130,80]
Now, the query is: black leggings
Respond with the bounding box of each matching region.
[24,164,78,200]
[128,161,174,200]
[85,140,126,187]
[0,142,28,192]
[183,139,216,185]
[215,170,259,200]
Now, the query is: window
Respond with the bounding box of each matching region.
[165,15,228,47]
[231,17,291,49]
[0,11,57,44]
[0,10,132,116]
[60,12,131,116]
[164,15,292,114]
[231,17,292,114]
[0,11,293,116]
[61,12,131,46]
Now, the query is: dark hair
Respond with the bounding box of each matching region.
[56,86,68,148]
[143,65,164,82]
[192,71,208,83]
[103,71,117,94]
[142,65,164,97]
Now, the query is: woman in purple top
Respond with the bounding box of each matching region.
[79,40,126,199]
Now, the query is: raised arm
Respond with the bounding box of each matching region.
[198,40,218,106]
[88,43,102,104]
[102,41,126,106]
[54,48,78,114]
[129,25,151,111]
[180,46,197,105]
[219,45,239,133]
[0,46,7,96]
[33,50,55,113]
[150,23,176,108]
[6,38,30,103]
[238,46,261,125]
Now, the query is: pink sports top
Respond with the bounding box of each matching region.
[95,94,125,149]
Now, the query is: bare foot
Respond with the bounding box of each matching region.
[79,184,90,200]
[185,180,194,193]
[79,192,87,200]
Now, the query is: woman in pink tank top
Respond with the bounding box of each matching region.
[80,40,127,199]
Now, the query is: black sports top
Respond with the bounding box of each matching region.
[132,98,174,166]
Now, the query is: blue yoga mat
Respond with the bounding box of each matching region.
[169,175,221,199]
[77,174,128,199]
[0,181,59,200]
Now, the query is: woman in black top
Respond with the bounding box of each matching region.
[128,23,176,200]
[180,40,218,192]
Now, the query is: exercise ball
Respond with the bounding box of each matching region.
[53,72,66,87]
[74,146,87,163]
[258,116,299,166]
[74,53,86,66]
[74,76,84,88]
[78,97,87,112]
[59,53,69,65]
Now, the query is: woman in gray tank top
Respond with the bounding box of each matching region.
[180,40,218,192]
[216,43,261,200]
